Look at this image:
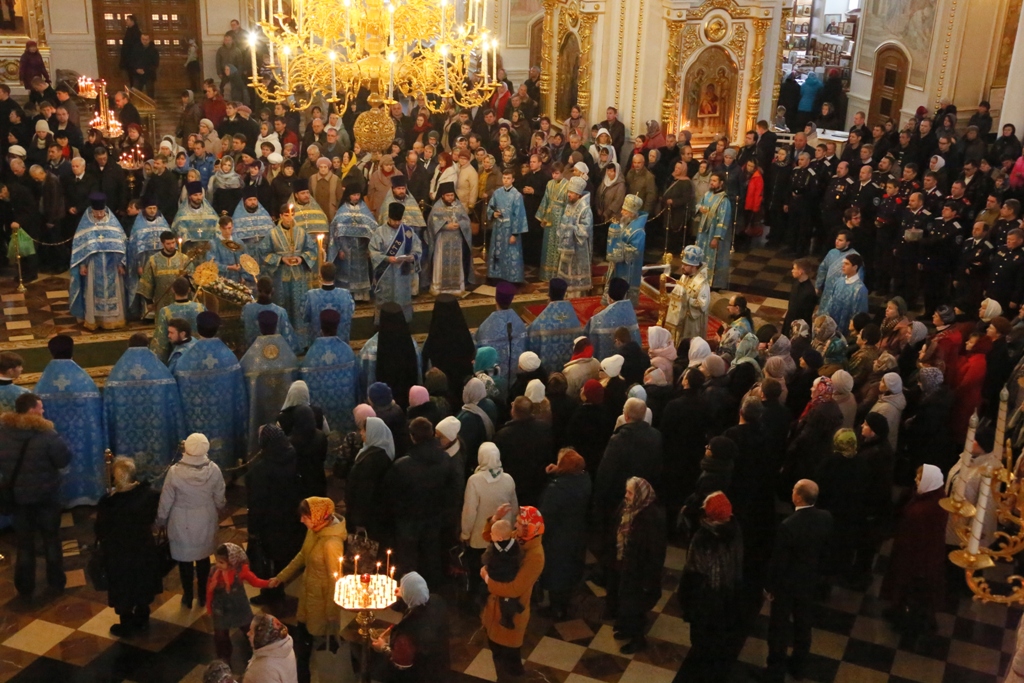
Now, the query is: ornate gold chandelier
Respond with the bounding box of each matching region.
[247,0,499,113]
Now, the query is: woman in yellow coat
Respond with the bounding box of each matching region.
[269,496,347,683]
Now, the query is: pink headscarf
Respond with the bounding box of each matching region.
[353,404,376,428]
[409,385,430,408]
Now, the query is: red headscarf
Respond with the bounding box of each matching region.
[517,506,545,542]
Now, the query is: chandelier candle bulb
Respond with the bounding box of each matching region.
[968,473,992,555]
[481,35,487,83]
[329,51,337,97]
[388,2,395,46]
[491,38,497,81]
[250,34,259,78]
[344,0,351,39]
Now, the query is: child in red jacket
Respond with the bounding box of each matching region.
[206,542,270,661]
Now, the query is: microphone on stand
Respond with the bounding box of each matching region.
[506,321,514,390]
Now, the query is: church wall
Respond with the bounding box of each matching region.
[43,0,97,78]
[199,0,248,82]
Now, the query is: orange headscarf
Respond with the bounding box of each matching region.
[305,496,335,531]
[517,506,545,542]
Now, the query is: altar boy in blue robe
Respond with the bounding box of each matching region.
[126,196,169,319]
[487,169,530,283]
[301,309,359,434]
[172,312,249,469]
[0,352,28,413]
[300,262,355,348]
[584,277,641,360]
[104,333,186,483]
[527,278,583,370]
[34,335,107,508]
[242,276,301,354]
[240,310,298,455]
[475,281,527,386]
[369,202,422,322]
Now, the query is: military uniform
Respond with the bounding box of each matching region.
[788,165,818,256]
[986,244,1024,311]
[989,218,1023,250]
[922,186,945,215]
[896,178,921,201]
[820,174,855,253]
[948,195,974,225]
[918,216,960,313]
[873,193,905,295]
[955,236,994,305]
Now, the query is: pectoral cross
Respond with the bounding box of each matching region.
[53,375,71,391]
[321,350,337,364]
[202,354,219,370]
[128,365,149,380]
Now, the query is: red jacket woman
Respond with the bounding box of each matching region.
[951,334,990,445]
[744,166,764,212]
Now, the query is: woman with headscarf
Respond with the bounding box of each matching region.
[407,385,441,426]
[597,161,627,224]
[369,572,450,681]
[272,159,298,212]
[763,355,790,405]
[600,354,630,419]
[95,457,163,636]
[878,297,911,354]
[897,320,929,381]
[429,151,458,201]
[366,154,401,215]
[869,372,906,452]
[334,403,376,479]
[811,314,848,368]
[814,429,869,581]
[881,465,947,634]
[473,345,506,403]
[952,332,991,444]
[523,379,552,422]
[245,614,298,683]
[788,318,812,365]
[375,302,421,412]
[457,376,498,472]
[247,424,305,605]
[831,369,856,429]
[288,405,328,499]
[603,477,666,654]
[508,351,549,403]
[461,443,518,596]
[346,416,395,548]
[643,120,667,150]
[19,40,49,90]
[687,336,711,368]
[278,380,328,434]
[983,316,1015,419]
[267,497,347,683]
[480,504,546,677]
[647,325,677,364]
[422,294,477,406]
[781,377,843,491]
[423,368,452,419]
[157,434,226,610]
[536,449,591,620]
[730,333,763,378]
[903,366,956,474]
[563,379,614,476]
[209,155,243,216]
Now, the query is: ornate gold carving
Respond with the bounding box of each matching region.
[30,0,45,46]
[687,0,751,21]
[556,0,597,115]
[727,22,747,141]
[616,0,626,105]
[354,104,398,153]
[661,20,687,134]
[630,0,646,125]
[994,0,1023,87]
[746,19,770,132]
[935,0,959,107]
[0,59,20,83]
[540,0,556,101]
[772,7,792,108]
[681,23,702,62]
[704,17,727,43]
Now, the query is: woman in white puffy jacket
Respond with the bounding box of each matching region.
[460,442,518,593]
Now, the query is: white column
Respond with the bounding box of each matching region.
[999,4,1024,133]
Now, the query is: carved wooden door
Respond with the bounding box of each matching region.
[868,46,908,127]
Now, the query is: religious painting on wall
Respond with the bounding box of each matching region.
[857,0,936,86]
[683,47,736,138]
[507,0,544,47]
[556,32,580,121]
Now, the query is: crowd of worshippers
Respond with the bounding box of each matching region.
[7,253,1024,681]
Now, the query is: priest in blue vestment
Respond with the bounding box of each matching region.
[166,320,196,374]
[474,281,527,386]
[604,194,648,306]
[369,202,422,322]
[329,183,377,301]
[242,277,302,353]
[584,277,640,360]
[126,196,170,319]
[378,176,430,292]
[240,310,299,454]
[173,312,248,469]
[427,182,475,296]
[151,277,206,361]
[301,309,359,434]
[300,262,355,347]
[819,252,869,334]
[0,352,28,413]
[694,172,734,289]
[231,187,275,248]
[288,178,330,236]
[104,333,186,483]
[556,176,594,298]
[206,215,257,287]
[255,203,318,332]
[69,193,128,330]
[172,181,219,251]
[527,278,583,370]
[34,335,107,508]
[486,169,530,283]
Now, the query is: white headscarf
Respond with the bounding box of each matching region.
[525,379,546,403]
[475,442,503,481]
[281,380,310,410]
[357,416,396,461]
[917,464,944,494]
[882,372,903,394]
[687,337,711,367]
[602,161,621,187]
[462,378,494,438]
[399,571,430,608]
[647,326,673,353]
[601,354,624,378]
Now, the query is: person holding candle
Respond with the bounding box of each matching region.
[881,464,947,635]
[267,496,347,683]
[370,572,451,681]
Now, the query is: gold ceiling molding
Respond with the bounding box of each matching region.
[746,19,770,133]
[555,0,597,114]
[615,0,626,107]
[934,0,960,107]
[686,0,751,21]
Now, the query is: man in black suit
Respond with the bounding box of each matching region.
[763,479,833,683]
[755,120,778,172]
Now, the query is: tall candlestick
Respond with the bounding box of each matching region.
[377,561,382,575]
[481,36,488,84]
[277,0,282,17]
[388,51,395,99]
[329,51,337,99]
[344,0,351,39]
[388,2,395,46]
[282,46,290,91]
[440,0,447,37]
[968,473,992,555]
[249,33,259,80]
[440,44,450,92]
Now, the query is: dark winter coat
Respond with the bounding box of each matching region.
[375,402,410,458]
[345,445,393,546]
[562,402,614,476]
[407,401,442,427]
[95,482,163,608]
[594,421,663,513]
[386,438,459,522]
[858,435,894,521]
[494,416,554,507]
[780,401,843,492]
[702,376,738,437]
[607,502,667,615]
[881,487,947,611]
[247,437,306,568]
[678,518,743,625]
[538,471,592,594]
[0,412,71,505]
[659,389,710,505]
[901,387,955,472]
[766,506,833,599]
[384,594,451,682]
[288,405,328,499]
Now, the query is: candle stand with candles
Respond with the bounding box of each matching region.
[334,550,398,683]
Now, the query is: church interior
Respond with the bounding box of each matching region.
[1,0,1024,680]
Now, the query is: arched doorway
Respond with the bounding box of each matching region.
[868,46,909,127]
[556,32,580,121]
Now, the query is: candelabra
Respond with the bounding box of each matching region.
[119,145,145,197]
[78,77,122,140]
[334,550,397,683]
[248,0,498,115]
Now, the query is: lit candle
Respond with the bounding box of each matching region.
[249,33,259,80]
[339,556,343,576]
[481,0,487,27]
[329,51,337,98]
[390,566,395,578]
[968,473,992,555]
[282,46,291,91]
[386,549,391,575]
[354,554,359,575]
[277,0,282,17]
[177,237,183,252]
[440,44,449,92]
[388,1,395,46]
[377,561,382,575]
[491,38,497,82]
[388,51,396,99]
